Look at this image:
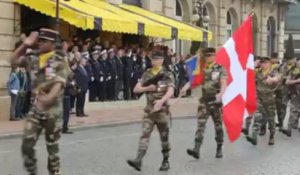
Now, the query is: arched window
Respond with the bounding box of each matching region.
[267,17,276,56]
[175,0,182,17]
[226,11,232,39]
[174,0,183,55]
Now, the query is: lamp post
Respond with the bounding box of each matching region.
[190,0,205,54]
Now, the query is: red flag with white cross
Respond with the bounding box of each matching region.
[215,15,257,142]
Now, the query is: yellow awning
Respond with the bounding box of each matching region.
[15,0,139,34]
[15,0,95,30]
[60,0,138,34]
[120,4,213,42]
[81,0,172,39]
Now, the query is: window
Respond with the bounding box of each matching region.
[175,0,182,17]
[226,11,232,39]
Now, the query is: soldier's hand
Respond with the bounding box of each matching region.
[264,77,273,85]
[145,85,157,92]
[215,93,222,102]
[24,32,39,46]
[153,99,164,112]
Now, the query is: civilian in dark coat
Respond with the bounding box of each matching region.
[62,75,74,134]
[122,50,134,100]
[74,58,89,117]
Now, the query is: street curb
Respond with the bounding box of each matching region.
[0,115,196,140]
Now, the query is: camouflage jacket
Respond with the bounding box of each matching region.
[21,50,70,114]
[201,62,227,102]
[255,67,280,96]
[140,68,175,112]
[287,67,300,95]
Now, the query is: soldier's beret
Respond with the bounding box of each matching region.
[151,51,164,59]
[254,56,262,61]
[271,53,278,58]
[39,28,59,41]
[203,47,216,54]
[261,56,271,62]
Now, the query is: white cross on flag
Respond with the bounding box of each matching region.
[215,15,257,142]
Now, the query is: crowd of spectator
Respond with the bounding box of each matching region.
[7,35,191,121]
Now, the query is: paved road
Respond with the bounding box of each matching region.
[1,118,300,175]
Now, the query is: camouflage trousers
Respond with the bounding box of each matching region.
[278,88,291,125]
[138,108,171,157]
[275,89,283,124]
[287,94,300,130]
[244,116,252,131]
[194,103,224,145]
[251,97,276,138]
[21,108,61,174]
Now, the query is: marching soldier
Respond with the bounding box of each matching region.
[12,29,69,175]
[242,56,262,136]
[182,48,227,159]
[278,55,297,130]
[281,57,300,137]
[127,51,174,172]
[246,57,281,146]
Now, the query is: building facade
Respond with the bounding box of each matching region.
[0,0,293,119]
[285,3,300,56]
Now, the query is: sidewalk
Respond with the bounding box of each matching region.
[0,97,199,139]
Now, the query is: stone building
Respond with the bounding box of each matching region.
[0,0,295,119]
[285,3,300,56]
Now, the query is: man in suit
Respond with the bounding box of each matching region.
[123,49,134,100]
[74,58,89,117]
[114,49,124,100]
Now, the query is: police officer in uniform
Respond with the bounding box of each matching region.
[127,51,175,172]
[246,57,281,146]
[181,48,227,159]
[106,49,117,100]
[12,29,69,175]
[88,50,101,102]
[98,50,108,101]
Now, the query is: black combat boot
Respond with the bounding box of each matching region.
[241,128,249,136]
[259,125,266,136]
[215,144,223,158]
[246,135,257,146]
[159,151,170,171]
[268,133,275,145]
[127,150,146,171]
[281,129,292,137]
[186,141,201,159]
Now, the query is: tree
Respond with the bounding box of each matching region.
[284,33,295,59]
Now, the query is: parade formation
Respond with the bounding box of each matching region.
[2,0,300,174]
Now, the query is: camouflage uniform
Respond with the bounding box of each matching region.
[278,63,296,128]
[282,66,300,136]
[247,66,279,145]
[21,50,69,175]
[187,62,226,159]
[259,62,283,134]
[128,68,174,171]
